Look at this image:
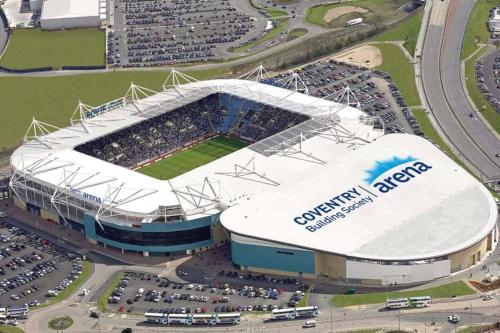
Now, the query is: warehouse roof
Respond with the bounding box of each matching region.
[41,0,99,20]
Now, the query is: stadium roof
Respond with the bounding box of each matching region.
[41,0,99,20]
[11,79,382,223]
[220,134,497,261]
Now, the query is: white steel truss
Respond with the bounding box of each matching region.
[239,64,270,82]
[274,70,309,95]
[331,85,361,109]
[264,132,326,164]
[123,82,164,113]
[23,118,79,149]
[170,177,224,215]
[310,118,370,145]
[70,101,94,133]
[162,68,200,96]
[215,157,280,186]
[95,183,158,228]
[51,168,118,226]
[70,100,127,133]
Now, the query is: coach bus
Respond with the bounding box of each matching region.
[144,312,167,324]
[386,298,410,309]
[272,308,296,320]
[168,314,193,325]
[409,296,431,308]
[216,313,240,324]
[0,305,29,319]
[295,306,319,318]
[192,314,217,325]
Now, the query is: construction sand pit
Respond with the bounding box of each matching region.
[323,6,369,23]
[334,45,382,69]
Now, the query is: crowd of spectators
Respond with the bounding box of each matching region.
[109,0,255,67]
[75,94,309,168]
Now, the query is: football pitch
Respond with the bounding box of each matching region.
[137,136,248,180]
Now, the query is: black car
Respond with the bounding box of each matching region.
[121,328,132,333]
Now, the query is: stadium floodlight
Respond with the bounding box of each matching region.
[239,63,270,82]
[273,70,309,95]
[162,68,199,95]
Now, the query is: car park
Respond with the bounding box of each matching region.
[0,222,82,308]
[104,270,295,314]
[265,60,419,135]
[109,0,258,67]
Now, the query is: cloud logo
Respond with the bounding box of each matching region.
[364,156,417,184]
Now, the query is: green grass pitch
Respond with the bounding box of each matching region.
[137,136,248,180]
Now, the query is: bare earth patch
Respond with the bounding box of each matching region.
[334,45,382,68]
[323,6,369,23]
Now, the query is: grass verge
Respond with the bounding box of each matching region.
[458,325,493,333]
[286,28,308,42]
[137,136,248,180]
[296,284,313,307]
[464,47,500,134]
[33,260,92,310]
[306,0,407,28]
[0,67,228,149]
[231,19,289,53]
[332,281,474,307]
[374,43,420,106]
[97,272,125,312]
[0,28,105,69]
[374,9,423,56]
[48,316,74,330]
[461,0,498,60]
[0,325,24,333]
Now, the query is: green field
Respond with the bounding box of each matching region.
[0,325,24,333]
[306,0,406,28]
[0,68,228,150]
[0,28,105,69]
[138,136,248,180]
[332,281,475,307]
[464,48,500,134]
[374,43,420,106]
[231,19,289,53]
[462,0,497,60]
[375,9,423,56]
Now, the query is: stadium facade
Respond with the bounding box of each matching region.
[9,76,498,285]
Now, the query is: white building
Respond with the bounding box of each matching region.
[40,0,100,30]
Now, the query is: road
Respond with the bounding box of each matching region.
[420,0,500,183]
[0,9,9,59]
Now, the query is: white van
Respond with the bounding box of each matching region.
[303,320,316,328]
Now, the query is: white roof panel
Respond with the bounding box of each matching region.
[220,134,497,261]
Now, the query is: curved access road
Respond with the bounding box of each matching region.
[421,0,500,183]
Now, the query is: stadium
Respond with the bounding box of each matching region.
[9,70,498,285]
